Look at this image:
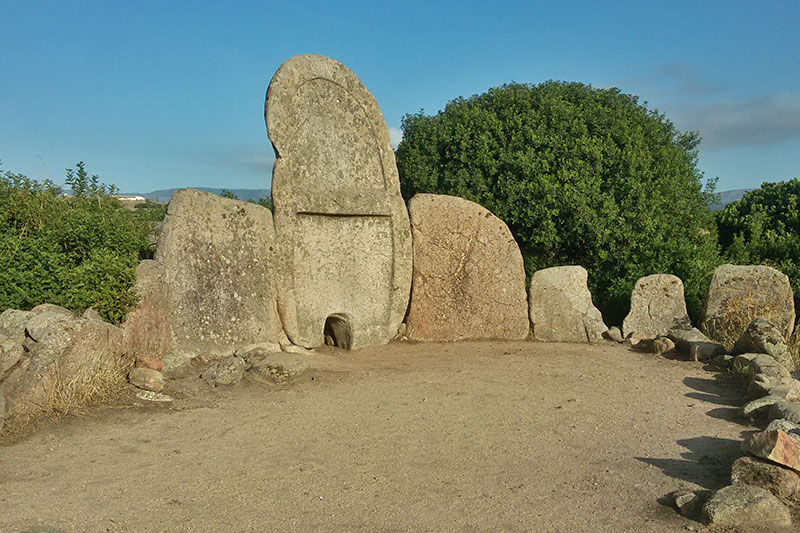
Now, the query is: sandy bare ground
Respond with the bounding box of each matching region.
[0,341,778,532]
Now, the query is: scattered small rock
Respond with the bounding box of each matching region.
[135,389,174,403]
[731,455,800,501]
[742,429,800,472]
[249,352,310,383]
[129,368,165,393]
[135,354,162,371]
[700,484,792,527]
[625,332,652,348]
[603,327,623,343]
[161,352,194,379]
[671,488,704,517]
[652,337,676,356]
[201,356,245,386]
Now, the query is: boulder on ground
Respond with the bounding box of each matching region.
[155,189,283,359]
[249,352,310,383]
[3,314,127,419]
[266,54,412,350]
[201,356,246,387]
[128,368,165,393]
[0,309,35,342]
[30,303,73,317]
[622,274,690,338]
[731,455,800,501]
[733,318,794,369]
[529,266,607,343]
[405,194,529,341]
[743,429,800,472]
[769,401,800,425]
[703,264,795,339]
[750,354,793,381]
[700,484,792,527]
[160,352,194,380]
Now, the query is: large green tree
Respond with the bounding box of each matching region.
[717,179,800,308]
[396,81,720,324]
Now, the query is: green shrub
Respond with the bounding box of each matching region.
[717,179,800,310]
[0,162,156,323]
[396,81,720,325]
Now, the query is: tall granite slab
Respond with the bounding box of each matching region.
[622,274,690,337]
[406,194,529,341]
[155,188,282,359]
[265,54,412,350]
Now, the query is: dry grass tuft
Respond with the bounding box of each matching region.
[46,355,133,416]
[703,289,799,370]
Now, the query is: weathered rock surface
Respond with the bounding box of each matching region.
[766,419,800,444]
[266,54,412,350]
[733,318,794,369]
[0,309,35,342]
[128,368,165,393]
[135,354,162,372]
[249,352,310,383]
[160,352,194,380]
[5,315,126,417]
[743,429,800,472]
[529,266,607,342]
[201,356,246,387]
[155,189,283,359]
[731,455,800,501]
[622,274,690,338]
[770,401,800,425]
[703,264,795,338]
[119,260,171,361]
[405,194,529,341]
[666,327,725,360]
[81,308,104,321]
[750,354,793,381]
[700,484,792,527]
[235,342,282,358]
[30,303,73,317]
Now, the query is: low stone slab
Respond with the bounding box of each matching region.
[743,429,800,472]
[733,318,794,369]
[405,194,529,342]
[731,455,800,501]
[249,352,310,383]
[622,274,690,338]
[700,484,792,527]
[529,266,606,343]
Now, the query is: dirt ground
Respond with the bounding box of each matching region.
[0,340,787,532]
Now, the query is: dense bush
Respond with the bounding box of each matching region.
[396,81,720,324]
[0,162,157,323]
[717,179,800,309]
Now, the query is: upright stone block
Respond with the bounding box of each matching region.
[405,194,529,341]
[155,189,282,359]
[622,274,690,337]
[265,54,412,350]
[529,266,607,343]
[703,264,795,338]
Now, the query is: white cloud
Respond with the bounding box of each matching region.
[676,93,800,149]
[388,127,403,150]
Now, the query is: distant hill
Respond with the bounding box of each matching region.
[125,187,272,203]
[709,188,755,211]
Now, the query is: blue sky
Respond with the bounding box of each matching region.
[2,1,799,193]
